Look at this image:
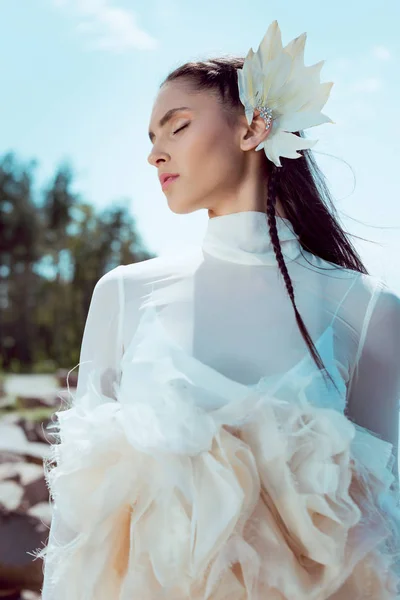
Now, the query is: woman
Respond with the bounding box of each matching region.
[38,21,400,599]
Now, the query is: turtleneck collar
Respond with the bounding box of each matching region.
[201,210,302,266]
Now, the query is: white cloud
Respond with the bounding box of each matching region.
[329,57,352,73]
[350,77,382,93]
[372,45,392,61]
[53,0,158,52]
[152,0,181,23]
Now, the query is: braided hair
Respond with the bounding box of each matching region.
[162,57,368,387]
[266,163,333,382]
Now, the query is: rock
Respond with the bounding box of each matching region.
[21,591,40,600]
[0,452,22,465]
[0,413,21,426]
[0,463,22,481]
[58,387,76,405]
[0,396,15,410]
[4,375,58,400]
[0,591,20,599]
[0,481,24,511]
[0,508,47,592]
[16,418,56,446]
[26,502,52,525]
[0,462,43,486]
[34,419,55,445]
[0,588,40,598]
[16,395,55,410]
[17,390,73,412]
[21,475,48,510]
[0,462,48,511]
[0,424,50,462]
[56,368,78,389]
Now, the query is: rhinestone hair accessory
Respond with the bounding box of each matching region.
[237,20,334,168]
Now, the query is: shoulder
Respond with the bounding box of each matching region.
[118,247,203,285]
[352,272,400,319]
[349,274,400,358]
[369,278,400,328]
[305,257,400,337]
[329,266,400,320]
[94,255,181,289]
[94,264,125,289]
[94,247,203,302]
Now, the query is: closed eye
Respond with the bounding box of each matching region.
[173,123,189,135]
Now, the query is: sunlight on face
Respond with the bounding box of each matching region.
[147,80,246,215]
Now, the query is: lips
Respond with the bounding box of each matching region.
[159,173,179,185]
[160,174,180,190]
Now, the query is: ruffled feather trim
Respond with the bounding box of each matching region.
[33,371,400,599]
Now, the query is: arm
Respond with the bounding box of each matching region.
[346,282,400,479]
[41,265,125,598]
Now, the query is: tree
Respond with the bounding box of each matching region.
[0,152,156,372]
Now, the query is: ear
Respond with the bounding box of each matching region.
[239,109,273,152]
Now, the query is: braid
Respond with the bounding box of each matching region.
[265,164,338,390]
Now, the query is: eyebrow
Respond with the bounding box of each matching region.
[148,106,191,142]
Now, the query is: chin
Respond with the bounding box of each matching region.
[166,197,200,215]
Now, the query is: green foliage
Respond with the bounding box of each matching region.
[0,405,55,422]
[9,358,23,373]
[0,151,157,373]
[31,360,58,374]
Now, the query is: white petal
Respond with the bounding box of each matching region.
[264,137,282,167]
[284,35,306,85]
[272,78,311,115]
[245,106,254,126]
[284,60,324,100]
[300,81,334,113]
[272,130,318,160]
[304,60,325,87]
[257,20,283,63]
[255,23,292,105]
[238,51,257,106]
[250,56,276,105]
[278,110,333,132]
[277,63,326,115]
[283,32,306,62]
[237,62,251,106]
[265,53,293,106]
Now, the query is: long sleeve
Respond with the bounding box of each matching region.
[346,281,400,480]
[40,265,126,599]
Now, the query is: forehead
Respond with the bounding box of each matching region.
[148,81,219,125]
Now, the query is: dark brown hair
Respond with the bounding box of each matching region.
[161,56,368,387]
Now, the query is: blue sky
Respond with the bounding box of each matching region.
[1,0,400,290]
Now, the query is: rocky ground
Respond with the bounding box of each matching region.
[0,371,77,599]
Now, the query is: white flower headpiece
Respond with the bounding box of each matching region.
[237,20,334,168]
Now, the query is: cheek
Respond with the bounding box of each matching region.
[183,123,240,183]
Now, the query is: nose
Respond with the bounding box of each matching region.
[147,147,170,167]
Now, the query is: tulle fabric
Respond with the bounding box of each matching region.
[34,319,400,600]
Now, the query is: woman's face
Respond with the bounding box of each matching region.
[147,80,249,215]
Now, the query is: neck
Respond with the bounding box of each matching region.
[207,156,287,219]
[208,198,286,220]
